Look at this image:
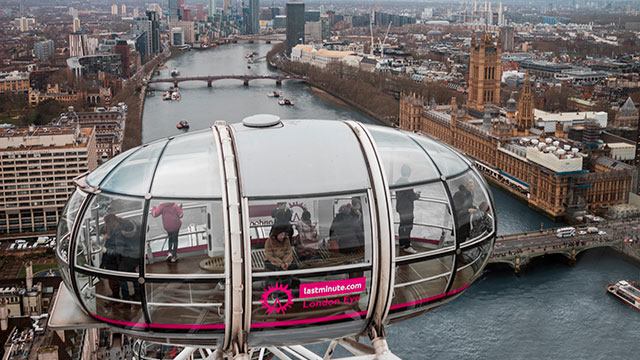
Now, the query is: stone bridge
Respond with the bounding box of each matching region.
[489,219,639,275]
[146,75,305,88]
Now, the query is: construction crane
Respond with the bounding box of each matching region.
[380,21,392,58]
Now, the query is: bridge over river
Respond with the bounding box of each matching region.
[146,74,305,88]
[490,219,640,275]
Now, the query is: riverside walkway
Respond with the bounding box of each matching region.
[490,219,640,275]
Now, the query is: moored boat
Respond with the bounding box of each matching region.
[606,280,640,311]
[171,68,180,77]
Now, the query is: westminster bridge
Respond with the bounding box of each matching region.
[490,219,640,275]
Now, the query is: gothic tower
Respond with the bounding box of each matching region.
[399,92,423,132]
[468,32,502,113]
[516,73,534,134]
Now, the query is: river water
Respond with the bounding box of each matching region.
[143,43,639,359]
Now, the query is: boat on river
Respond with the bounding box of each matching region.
[171,68,180,77]
[606,280,640,311]
[267,90,283,98]
[176,120,189,130]
[278,98,294,106]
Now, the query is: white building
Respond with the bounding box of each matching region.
[291,44,355,69]
[0,126,97,234]
[171,27,185,46]
[534,109,608,133]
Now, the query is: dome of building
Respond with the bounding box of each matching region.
[506,94,517,113]
[55,118,496,347]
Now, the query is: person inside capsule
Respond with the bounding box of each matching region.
[264,224,296,271]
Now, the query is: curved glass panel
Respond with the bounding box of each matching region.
[233,120,370,196]
[56,189,87,263]
[408,133,470,177]
[145,199,224,276]
[389,255,453,318]
[74,194,144,278]
[455,238,492,284]
[250,270,371,332]
[248,193,373,271]
[392,182,455,257]
[146,282,225,330]
[86,147,138,187]
[151,130,222,198]
[367,125,439,184]
[100,140,167,196]
[75,272,145,328]
[248,193,373,333]
[447,171,494,244]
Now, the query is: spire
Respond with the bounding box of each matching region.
[619,97,637,114]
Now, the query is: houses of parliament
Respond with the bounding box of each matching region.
[399,32,636,219]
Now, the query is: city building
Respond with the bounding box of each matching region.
[111,4,118,15]
[146,10,161,55]
[28,84,78,106]
[121,4,127,15]
[169,0,180,22]
[0,125,97,234]
[169,21,195,43]
[286,2,305,57]
[399,32,634,218]
[468,32,502,113]
[72,17,81,33]
[500,26,514,51]
[401,92,633,218]
[66,54,122,77]
[0,71,30,94]
[223,0,232,15]
[209,0,216,16]
[16,17,35,32]
[33,40,54,61]
[304,21,322,42]
[54,105,125,163]
[69,33,97,57]
[518,60,573,78]
[612,97,638,129]
[274,15,287,29]
[133,17,153,60]
[113,40,131,79]
[249,0,260,34]
[291,44,355,68]
[171,27,185,46]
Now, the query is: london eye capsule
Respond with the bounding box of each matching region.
[51,116,496,355]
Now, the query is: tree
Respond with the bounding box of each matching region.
[25,99,64,125]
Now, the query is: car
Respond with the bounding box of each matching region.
[578,230,587,235]
[9,244,16,250]
[598,230,606,235]
[587,227,598,234]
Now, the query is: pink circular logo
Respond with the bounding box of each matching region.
[261,282,294,315]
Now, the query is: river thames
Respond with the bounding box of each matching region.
[143,42,639,359]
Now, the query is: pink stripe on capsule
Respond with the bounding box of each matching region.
[251,310,367,328]
[389,283,471,310]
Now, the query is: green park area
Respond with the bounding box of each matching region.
[17,263,59,278]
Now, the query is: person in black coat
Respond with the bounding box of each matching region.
[452,179,476,243]
[330,197,365,255]
[395,165,420,254]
